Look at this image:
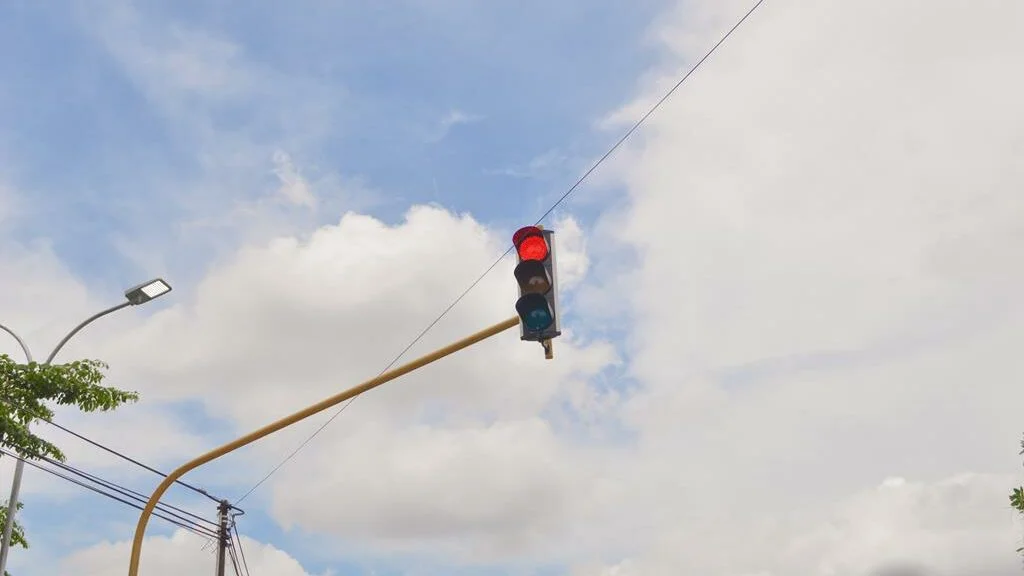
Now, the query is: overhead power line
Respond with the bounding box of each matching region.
[40,457,214,534]
[0,397,222,503]
[227,541,243,576]
[0,447,217,536]
[0,448,217,541]
[231,516,252,576]
[41,416,220,503]
[235,0,769,504]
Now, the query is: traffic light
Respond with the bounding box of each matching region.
[513,225,561,347]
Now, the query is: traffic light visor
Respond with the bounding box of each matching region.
[513,226,549,261]
[516,293,554,331]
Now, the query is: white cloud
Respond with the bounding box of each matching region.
[79,1,256,115]
[5,0,1024,573]
[0,181,17,226]
[777,474,1021,576]
[485,149,568,179]
[272,150,317,209]
[0,240,100,360]
[426,109,483,142]
[583,474,1022,576]
[550,215,589,290]
[441,109,482,128]
[54,529,315,576]
[573,471,1019,573]
[0,218,225,518]
[74,204,615,563]
[42,403,212,478]
[73,0,367,281]
[270,418,587,558]
[575,0,1024,572]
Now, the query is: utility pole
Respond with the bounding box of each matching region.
[215,500,230,576]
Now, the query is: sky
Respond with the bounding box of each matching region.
[1,0,1024,575]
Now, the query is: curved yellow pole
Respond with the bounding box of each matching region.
[128,316,520,575]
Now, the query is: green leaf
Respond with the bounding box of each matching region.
[0,353,138,574]
[1011,487,1024,513]
[0,500,28,550]
[0,355,138,462]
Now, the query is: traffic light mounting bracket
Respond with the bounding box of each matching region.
[541,338,553,360]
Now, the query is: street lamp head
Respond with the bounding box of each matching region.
[125,278,172,306]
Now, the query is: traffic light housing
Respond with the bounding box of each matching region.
[513,225,561,345]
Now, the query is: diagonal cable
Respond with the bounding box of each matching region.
[42,416,220,502]
[227,541,243,576]
[0,397,221,503]
[28,450,217,529]
[0,448,217,540]
[235,0,768,504]
[231,522,252,576]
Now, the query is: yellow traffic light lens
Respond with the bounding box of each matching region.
[524,275,550,293]
[514,260,551,295]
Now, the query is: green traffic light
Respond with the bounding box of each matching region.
[524,308,553,331]
[516,293,554,331]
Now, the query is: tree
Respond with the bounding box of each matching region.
[0,501,27,569]
[1010,434,1024,554]
[0,354,139,574]
[0,502,26,550]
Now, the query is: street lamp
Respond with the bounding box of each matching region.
[125,279,172,306]
[0,277,172,574]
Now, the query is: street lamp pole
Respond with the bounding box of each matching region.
[0,326,33,365]
[0,278,172,575]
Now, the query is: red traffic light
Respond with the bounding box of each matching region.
[513,226,549,261]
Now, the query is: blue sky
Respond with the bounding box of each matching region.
[6,2,1023,575]
[0,0,664,288]
[0,1,668,574]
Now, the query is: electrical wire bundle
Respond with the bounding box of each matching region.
[227,519,252,576]
[0,447,217,542]
[0,415,254,574]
